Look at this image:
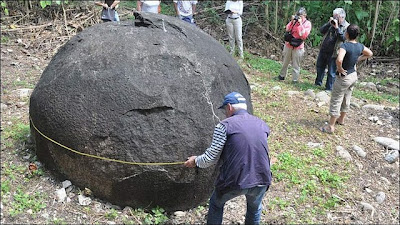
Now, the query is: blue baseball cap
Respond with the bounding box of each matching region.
[218,92,247,109]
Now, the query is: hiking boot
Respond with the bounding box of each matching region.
[278,75,285,81]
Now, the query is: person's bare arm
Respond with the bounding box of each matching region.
[358,46,373,62]
[95,1,108,8]
[336,48,347,75]
[174,2,179,16]
[110,0,120,9]
[136,1,142,11]
[192,3,196,15]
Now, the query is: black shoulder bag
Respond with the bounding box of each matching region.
[284,21,305,47]
[101,8,115,22]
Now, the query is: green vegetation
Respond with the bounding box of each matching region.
[353,88,399,104]
[9,187,46,217]
[52,218,67,225]
[105,208,119,220]
[144,207,169,224]
[2,121,30,143]
[125,207,168,224]
[1,35,9,43]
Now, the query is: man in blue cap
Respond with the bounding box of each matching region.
[184,92,272,225]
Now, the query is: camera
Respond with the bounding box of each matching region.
[294,15,300,21]
[330,19,336,25]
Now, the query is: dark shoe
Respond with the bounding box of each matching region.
[278,76,285,81]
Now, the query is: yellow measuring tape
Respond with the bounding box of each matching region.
[29,117,185,166]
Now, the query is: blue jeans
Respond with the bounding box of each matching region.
[315,51,336,90]
[179,15,195,24]
[207,185,269,225]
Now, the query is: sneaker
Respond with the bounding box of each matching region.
[292,80,298,84]
[278,75,285,81]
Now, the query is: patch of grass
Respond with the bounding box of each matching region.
[1,180,11,194]
[2,121,30,143]
[246,54,282,75]
[3,164,26,181]
[160,2,176,16]
[308,166,345,188]
[268,197,290,210]
[9,187,46,217]
[105,208,118,220]
[312,147,327,158]
[323,196,341,209]
[12,80,34,89]
[129,207,168,224]
[1,35,9,43]
[300,180,318,197]
[353,88,399,103]
[144,206,168,224]
[52,218,67,225]
[362,76,399,86]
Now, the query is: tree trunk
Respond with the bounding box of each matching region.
[265,2,269,32]
[274,0,278,34]
[284,0,290,24]
[293,1,296,15]
[369,0,381,49]
[380,1,398,46]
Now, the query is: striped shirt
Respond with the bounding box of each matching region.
[195,123,227,168]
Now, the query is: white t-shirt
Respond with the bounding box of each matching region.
[140,0,160,13]
[173,0,197,17]
[224,0,243,18]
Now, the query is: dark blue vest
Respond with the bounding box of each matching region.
[216,109,272,193]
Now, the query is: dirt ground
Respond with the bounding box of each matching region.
[1,7,399,224]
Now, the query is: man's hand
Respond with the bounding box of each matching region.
[337,67,347,76]
[329,17,338,28]
[184,156,197,168]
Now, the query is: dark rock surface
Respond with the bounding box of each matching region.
[29,12,252,211]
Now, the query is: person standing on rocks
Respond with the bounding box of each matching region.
[224,0,244,59]
[95,0,120,22]
[184,92,272,225]
[321,24,373,134]
[136,0,161,14]
[173,0,197,24]
[278,7,312,83]
[315,8,349,91]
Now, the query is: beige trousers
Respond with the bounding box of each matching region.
[279,45,305,81]
[329,71,358,117]
[226,17,243,57]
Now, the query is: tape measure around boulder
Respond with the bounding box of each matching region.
[29,117,185,166]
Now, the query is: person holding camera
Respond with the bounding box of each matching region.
[278,7,312,83]
[320,24,373,134]
[315,8,349,91]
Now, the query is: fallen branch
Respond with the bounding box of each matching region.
[371,57,400,62]
[1,23,53,32]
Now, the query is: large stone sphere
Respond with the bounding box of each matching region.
[29,12,252,211]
